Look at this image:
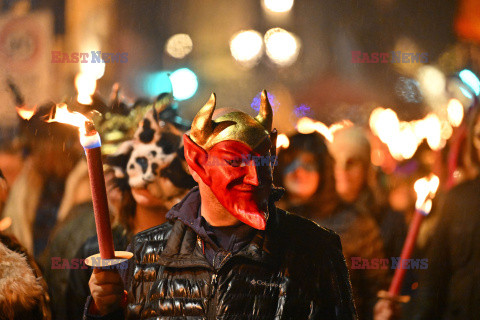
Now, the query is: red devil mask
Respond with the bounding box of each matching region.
[184,90,275,230]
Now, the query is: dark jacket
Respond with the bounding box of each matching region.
[413,177,480,320]
[313,205,387,320]
[287,201,387,320]
[39,201,95,320]
[85,187,357,319]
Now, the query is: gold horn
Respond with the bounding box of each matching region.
[254,90,273,132]
[190,93,216,146]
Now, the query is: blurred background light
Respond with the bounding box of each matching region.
[447,98,464,127]
[424,113,442,150]
[417,65,446,98]
[388,123,417,161]
[263,0,294,13]
[446,77,475,108]
[143,71,173,97]
[276,133,290,149]
[296,117,316,134]
[251,91,279,113]
[293,104,311,118]
[264,28,300,67]
[165,33,193,59]
[169,68,198,100]
[459,69,480,96]
[460,87,473,99]
[329,120,353,136]
[374,108,400,144]
[369,107,385,137]
[230,30,263,68]
[395,77,422,103]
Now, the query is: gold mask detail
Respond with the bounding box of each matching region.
[190,90,273,150]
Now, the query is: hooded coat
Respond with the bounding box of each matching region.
[0,232,51,320]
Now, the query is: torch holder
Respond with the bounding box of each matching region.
[85,251,134,270]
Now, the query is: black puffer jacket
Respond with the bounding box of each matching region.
[85,187,357,319]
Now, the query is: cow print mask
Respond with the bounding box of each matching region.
[107,108,196,209]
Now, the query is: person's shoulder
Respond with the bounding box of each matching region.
[132,221,175,243]
[128,222,176,264]
[448,177,480,196]
[273,208,341,250]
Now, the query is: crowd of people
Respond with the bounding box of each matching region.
[0,90,478,319]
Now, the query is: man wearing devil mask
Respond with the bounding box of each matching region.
[86,90,357,319]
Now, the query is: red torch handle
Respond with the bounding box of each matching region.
[388,210,425,295]
[85,146,115,259]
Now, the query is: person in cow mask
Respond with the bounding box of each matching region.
[86,90,357,319]
[61,96,196,320]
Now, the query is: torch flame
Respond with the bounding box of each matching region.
[296,117,334,142]
[276,133,290,149]
[297,117,316,134]
[329,120,353,136]
[414,174,440,213]
[75,73,96,105]
[47,103,90,133]
[47,103,101,148]
[75,59,105,105]
[16,106,36,120]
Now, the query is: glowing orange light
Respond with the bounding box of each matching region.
[314,121,332,142]
[16,106,36,120]
[47,103,90,130]
[414,174,439,214]
[296,117,316,134]
[75,62,104,105]
[329,120,353,136]
[0,217,12,232]
[276,133,290,149]
[424,113,442,150]
[369,107,385,136]
[47,103,100,148]
[447,98,464,127]
[75,73,96,105]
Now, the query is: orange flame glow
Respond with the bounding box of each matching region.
[296,117,333,142]
[276,133,290,149]
[296,117,316,134]
[0,217,12,232]
[329,120,353,136]
[47,103,90,134]
[75,73,96,105]
[16,106,36,120]
[75,62,105,105]
[414,174,440,214]
[47,103,100,148]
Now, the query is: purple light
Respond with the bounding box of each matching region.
[293,104,311,118]
[251,91,279,113]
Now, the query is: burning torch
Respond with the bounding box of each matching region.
[379,174,440,301]
[46,104,132,266]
